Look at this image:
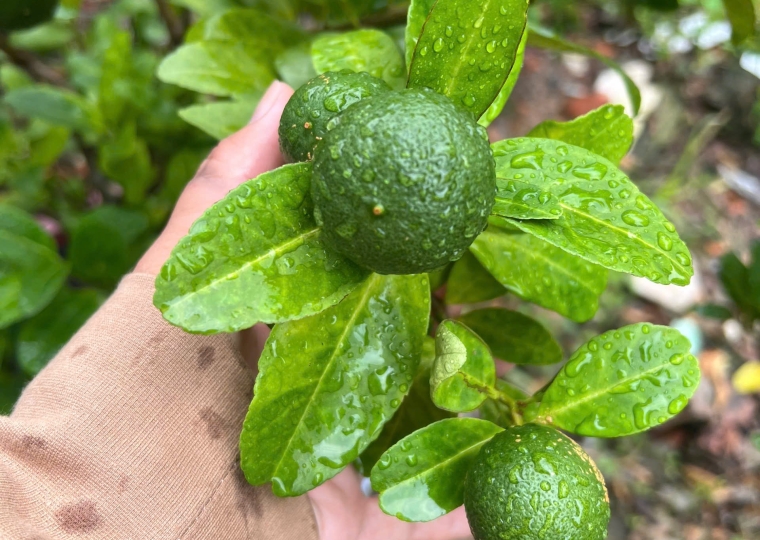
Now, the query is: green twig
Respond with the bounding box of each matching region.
[461,373,523,426]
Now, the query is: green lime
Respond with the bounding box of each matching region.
[312,87,495,275]
[278,70,391,162]
[0,0,59,31]
[464,424,610,540]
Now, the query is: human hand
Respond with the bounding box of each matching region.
[136,80,473,540]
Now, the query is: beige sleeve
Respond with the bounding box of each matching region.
[0,273,319,540]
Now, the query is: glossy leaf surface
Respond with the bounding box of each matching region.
[241,274,430,496]
[155,163,368,334]
[471,223,607,322]
[479,26,527,127]
[493,177,562,220]
[407,0,529,118]
[492,138,693,286]
[458,308,562,365]
[179,99,258,140]
[527,25,641,115]
[445,252,506,305]
[538,323,700,437]
[312,30,406,90]
[527,104,634,165]
[371,418,503,522]
[431,320,495,412]
[0,231,69,329]
[17,288,103,377]
[404,0,436,69]
[722,0,756,45]
[358,339,454,474]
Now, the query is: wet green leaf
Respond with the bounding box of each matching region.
[158,41,274,98]
[431,320,495,412]
[70,206,150,288]
[179,98,258,140]
[312,30,406,90]
[371,418,503,522]
[0,204,55,251]
[445,251,506,304]
[479,27,527,127]
[458,308,562,365]
[17,288,103,378]
[471,223,607,322]
[493,177,563,220]
[479,379,528,428]
[154,163,369,334]
[722,0,756,46]
[358,342,454,474]
[0,231,69,330]
[527,105,634,165]
[240,273,430,496]
[527,25,641,115]
[538,323,700,437]
[407,0,529,118]
[492,138,693,286]
[404,0,436,69]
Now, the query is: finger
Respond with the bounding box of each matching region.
[136,81,293,274]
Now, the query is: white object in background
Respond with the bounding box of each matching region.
[670,317,704,356]
[718,165,760,206]
[740,52,760,80]
[629,264,704,314]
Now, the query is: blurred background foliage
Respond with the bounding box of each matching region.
[0,0,759,538]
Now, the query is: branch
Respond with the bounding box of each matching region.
[0,33,66,86]
[154,0,185,48]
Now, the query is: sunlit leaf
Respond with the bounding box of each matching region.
[537,323,700,437]
[445,251,506,304]
[371,418,503,522]
[492,138,693,286]
[408,0,529,117]
[312,30,406,90]
[458,308,562,365]
[240,273,430,496]
[471,223,607,322]
[431,320,496,412]
[527,25,641,115]
[527,105,634,165]
[154,163,369,334]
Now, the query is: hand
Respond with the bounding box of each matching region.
[135,81,473,540]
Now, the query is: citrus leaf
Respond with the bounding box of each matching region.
[157,41,274,98]
[722,0,756,46]
[371,418,503,522]
[493,177,563,220]
[407,0,530,118]
[445,251,506,304]
[178,98,259,140]
[527,104,634,165]
[199,7,306,51]
[311,30,406,90]
[471,223,607,322]
[431,320,496,412]
[405,0,437,69]
[492,138,693,286]
[479,26,527,127]
[537,323,700,437]
[154,163,369,334]
[458,308,562,365]
[527,25,641,115]
[0,230,69,330]
[240,273,430,496]
[358,339,454,474]
[275,43,317,89]
[16,288,103,378]
[0,204,55,251]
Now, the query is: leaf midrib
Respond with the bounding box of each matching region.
[166,227,320,312]
[271,274,380,484]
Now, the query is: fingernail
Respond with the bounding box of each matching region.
[250,82,285,124]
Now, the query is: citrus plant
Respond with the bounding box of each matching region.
[152,0,702,538]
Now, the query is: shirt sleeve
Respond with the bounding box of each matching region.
[0,273,319,540]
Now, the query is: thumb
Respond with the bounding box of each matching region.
[136,81,293,274]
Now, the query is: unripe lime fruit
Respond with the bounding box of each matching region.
[278,70,391,162]
[312,87,495,275]
[464,424,610,540]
